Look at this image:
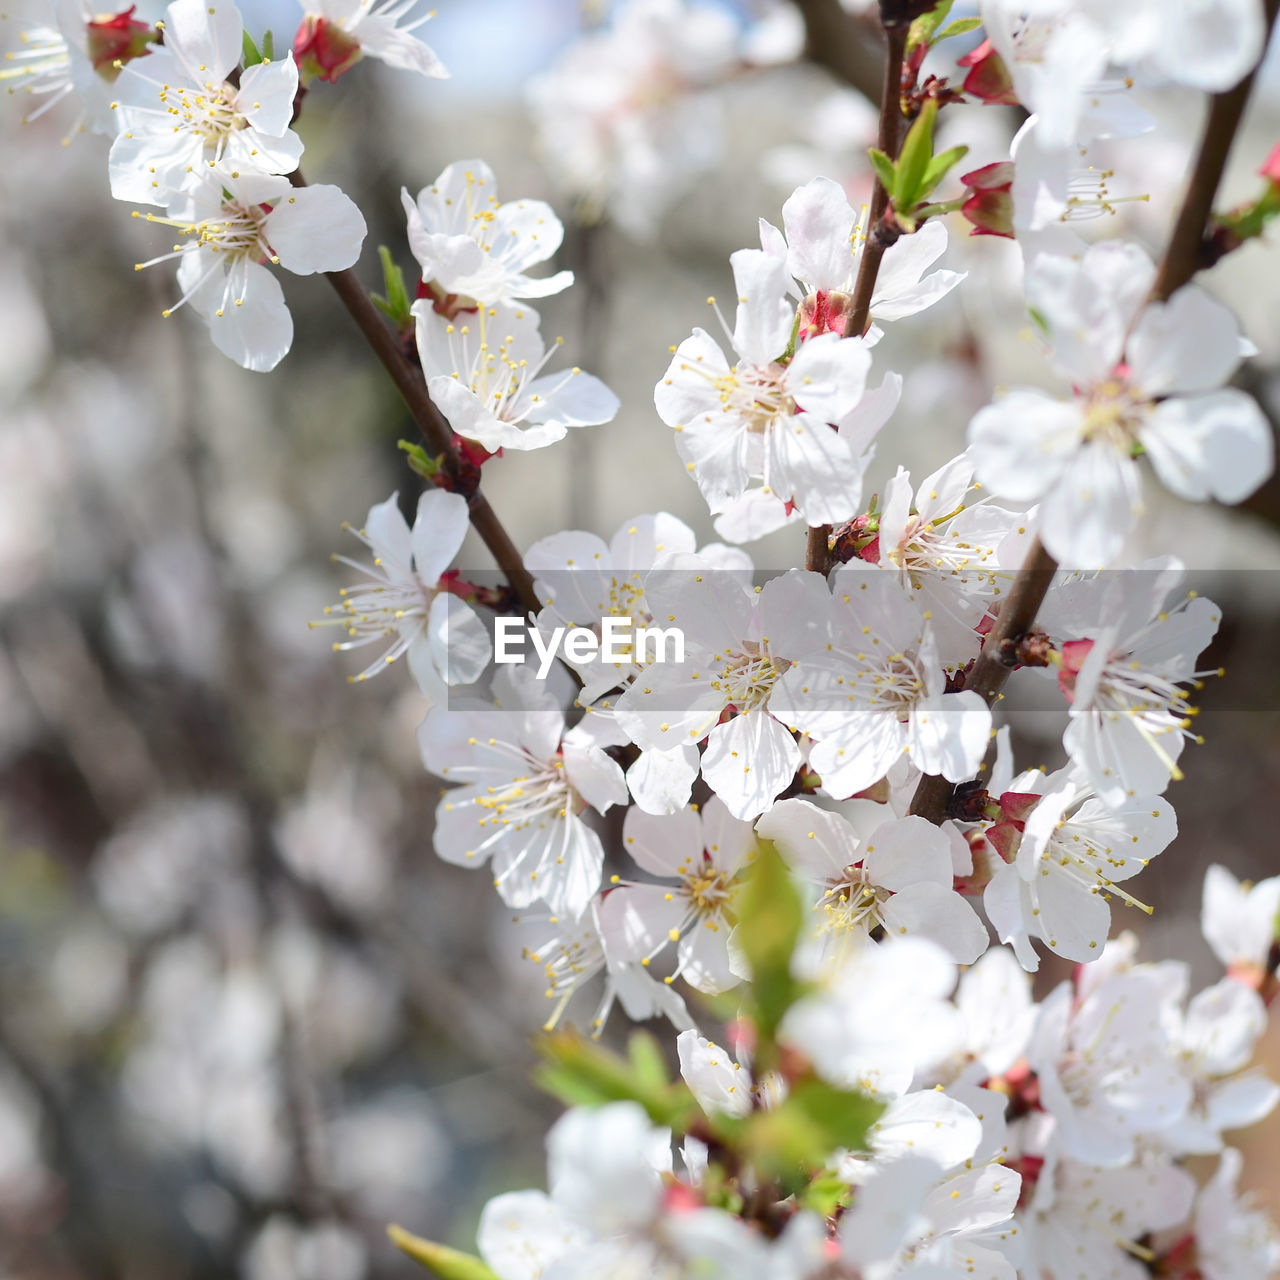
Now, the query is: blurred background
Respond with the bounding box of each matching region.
[1,0,1280,1275]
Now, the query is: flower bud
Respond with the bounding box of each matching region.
[957,39,1018,105]
[86,6,155,79]
[959,160,1015,239]
[293,15,363,84]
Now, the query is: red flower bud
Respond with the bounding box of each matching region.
[798,288,854,339]
[293,15,363,84]
[957,39,1018,106]
[86,6,155,79]
[1262,140,1280,186]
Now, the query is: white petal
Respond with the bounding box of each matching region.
[409,488,470,584]
[702,711,800,820]
[729,248,795,367]
[268,184,366,275]
[236,56,300,137]
[1127,286,1243,396]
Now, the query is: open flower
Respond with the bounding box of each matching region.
[419,667,628,920]
[293,0,446,84]
[313,489,489,699]
[416,301,618,452]
[771,565,991,800]
[109,0,302,204]
[969,240,1272,567]
[402,159,573,307]
[132,171,365,370]
[655,247,871,524]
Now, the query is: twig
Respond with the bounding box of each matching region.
[287,172,540,617]
[790,0,884,103]
[805,13,909,574]
[908,8,1279,824]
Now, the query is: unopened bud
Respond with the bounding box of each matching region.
[957,39,1018,105]
[86,6,156,79]
[293,15,362,84]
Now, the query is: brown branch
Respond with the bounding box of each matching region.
[791,0,884,102]
[288,172,540,617]
[806,14,909,574]
[908,9,1279,824]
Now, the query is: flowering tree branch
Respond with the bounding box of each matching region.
[287,172,541,617]
[805,11,910,574]
[908,2,1280,825]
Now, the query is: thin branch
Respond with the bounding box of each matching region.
[791,0,884,102]
[806,14,908,574]
[908,9,1279,824]
[288,172,540,617]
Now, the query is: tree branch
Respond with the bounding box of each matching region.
[288,172,540,617]
[806,13,908,574]
[908,9,1279,824]
[791,0,884,103]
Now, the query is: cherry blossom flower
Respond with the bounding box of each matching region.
[969,241,1272,567]
[132,171,365,370]
[615,567,830,820]
[419,667,627,920]
[292,0,446,84]
[981,763,1176,970]
[771,565,992,800]
[655,248,872,525]
[1201,863,1280,980]
[108,0,303,204]
[676,1029,753,1119]
[757,800,989,965]
[415,300,618,453]
[599,795,754,992]
[1030,965,1191,1166]
[402,159,572,308]
[1193,1147,1280,1280]
[759,176,965,340]
[312,489,488,698]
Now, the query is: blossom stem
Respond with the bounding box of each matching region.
[805,12,908,574]
[909,7,1278,825]
[286,171,540,616]
[1152,0,1280,302]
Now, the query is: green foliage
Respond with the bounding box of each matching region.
[906,0,953,51]
[868,100,969,229]
[935,16,982,40]
[241,30,274,67]
[387,1225,499,1280]
[371,245,414,330]
[535,1028,698,1131]
[397,439,442,479]
[734,839,807,1068]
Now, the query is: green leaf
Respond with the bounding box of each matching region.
[800,1169,854,1217]
[397,438,441,479]
[893,98,939,213]
[935,16,982,41]
[260,28,274,60]
[735,840,805,1063]
[387,1226,499,1280]
[907,0,953,52]
[917,143,970,202]
[375,244,412,328]
[241,30,262,67]
[535,1029,697,1132]
[627,1030,671,1094]
[867,148,899,199]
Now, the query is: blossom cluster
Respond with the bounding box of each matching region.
[8,0,1280,1276]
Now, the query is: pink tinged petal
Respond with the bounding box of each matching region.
[757,798,858,882]
[236,56,300,136]
[969,389,1083,503]
[268,184,366,275]
[163,0,241,80]
[702,711,801,821]
[622,805,704,879]
[424,593,490,688]
[352,16,448,77]
[409,488,469,584]
[1038,441,1140,569]
[881,882,990,963]
[781,176,857,291]
[729,247,795,367]
[523,370,620,428]
[626,745,698,816]
[788,331,871,422]
[907,690,991,783]
[202,259,293,373]
[596,884,686,962]
[1127,286,1244,397]
[1140,391,1273,505]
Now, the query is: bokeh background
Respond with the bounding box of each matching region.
[2,0,1280,1275]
